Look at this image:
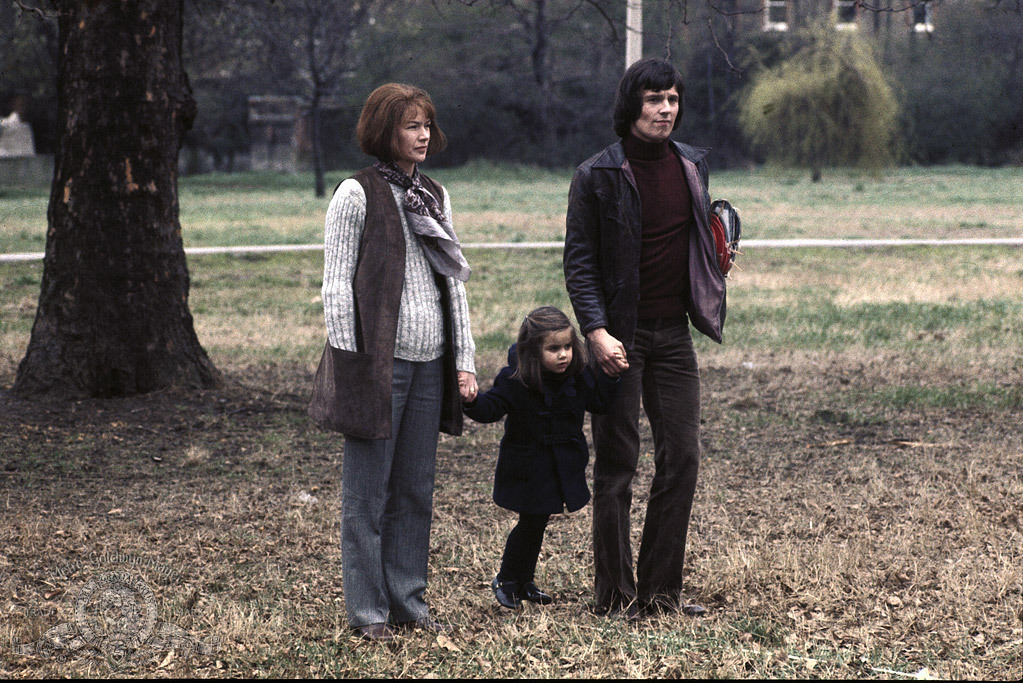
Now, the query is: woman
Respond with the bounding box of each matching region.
[310,83,477,642]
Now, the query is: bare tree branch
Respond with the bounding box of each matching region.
[579,0,619,42]
[707,16,740,73]
[664,0,676,60]
[705,0,760,19]
[14,0,59,19]
[858,1,925,13]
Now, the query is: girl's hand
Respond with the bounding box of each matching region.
[457,371,478,402]
[587,328,629,377]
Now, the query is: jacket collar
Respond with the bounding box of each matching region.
[592,139,710,169]
[541,371,577,407]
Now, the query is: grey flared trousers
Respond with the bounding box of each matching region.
[591,317,701,612]
[341,358,442,628]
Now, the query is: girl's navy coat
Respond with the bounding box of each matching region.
[463,345,618,515]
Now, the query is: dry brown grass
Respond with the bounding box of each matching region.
[2,352,1020,678]
[1,244,1021,678]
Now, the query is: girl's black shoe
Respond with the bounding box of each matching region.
[492,576,521,609]
[518,581,554,605]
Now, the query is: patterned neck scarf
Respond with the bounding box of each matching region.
[374,161,471,282]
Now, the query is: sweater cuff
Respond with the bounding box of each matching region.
[455,349,476,376]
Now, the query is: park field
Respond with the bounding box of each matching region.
[1,166,1021,678]
[2,163,1023,252]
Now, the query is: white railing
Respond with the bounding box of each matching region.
[3,238,1023,263]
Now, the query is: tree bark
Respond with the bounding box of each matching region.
[533,0,556,165]
[14,0,218,398]
[311,97,326,198]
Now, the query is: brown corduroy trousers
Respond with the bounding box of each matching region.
[591,317,702,612]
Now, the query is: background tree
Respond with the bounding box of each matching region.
[894,1,1023,165]
[645,0,761,167]
[5,1,1021,181]
[737,19,900,181]
[181,0,267,173]
[240,0,386,197]
[0,1,59,155]
[416,0,621,167]
[466,0,621,165]
[14,0,218,398]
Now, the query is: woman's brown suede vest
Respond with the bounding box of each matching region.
[308,168,463,440]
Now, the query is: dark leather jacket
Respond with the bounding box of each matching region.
[563,139,726,345]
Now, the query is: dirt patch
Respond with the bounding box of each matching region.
[1,358,1020,678]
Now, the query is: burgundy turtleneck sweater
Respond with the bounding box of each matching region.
[623,133,692,320]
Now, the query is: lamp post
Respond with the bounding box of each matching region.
[626,0,642,68]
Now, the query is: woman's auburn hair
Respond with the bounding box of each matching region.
[512,306,586,392]
[356,83,448,162]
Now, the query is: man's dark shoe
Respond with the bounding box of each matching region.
[492,576,522,609]
[640,597,708,618]
[394,617,451,633]
[640,596,677,616]
[518,581,554,605]
[595,601,642,622]
[353,622,395,642]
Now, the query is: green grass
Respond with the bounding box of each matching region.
[868,383,1023,411]
[176,162,575,249]
[721,298,1023,351]
[4,244,1022,378]
[706,165,1023,240]
[2,163,1022,252]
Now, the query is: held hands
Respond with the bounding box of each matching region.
[458,371,478,403]
[587,328,629,377]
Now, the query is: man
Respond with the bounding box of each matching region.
[563,58,726,619]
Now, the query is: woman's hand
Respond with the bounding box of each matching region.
[587,328,629,377]
[457,371,478,403]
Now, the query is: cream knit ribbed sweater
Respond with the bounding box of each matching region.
[322,178,475,374]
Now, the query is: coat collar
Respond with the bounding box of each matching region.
[541,371,577,407]
[592,139,710,169]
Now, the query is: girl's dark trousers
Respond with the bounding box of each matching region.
[497,512,551,583]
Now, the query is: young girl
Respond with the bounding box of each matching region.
[462,306,620,609]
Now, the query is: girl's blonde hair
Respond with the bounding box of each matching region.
[512,306,585,391]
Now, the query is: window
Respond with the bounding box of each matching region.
[913,1,934,33]
[834,0,857,30]
[764,0,789,32]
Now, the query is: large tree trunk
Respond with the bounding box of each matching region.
[14,0,218,398]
